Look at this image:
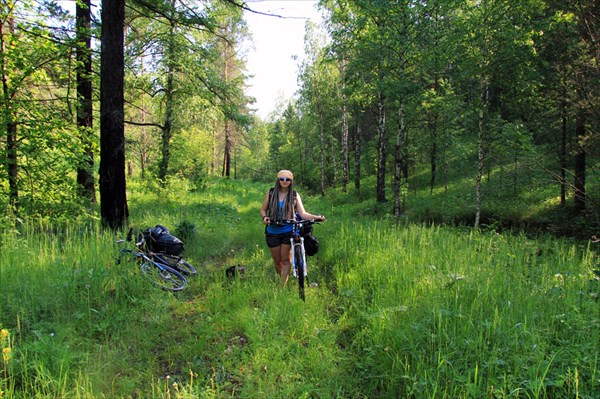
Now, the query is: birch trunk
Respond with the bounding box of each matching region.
[376,91,387,203]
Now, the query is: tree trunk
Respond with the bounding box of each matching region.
[375,90,387,203]
[99,0,128,229]
[318,106,326,196]
[210,119,216,175]
[76,0,96,204]
[6,120,17,209]
[475,83,488,229]
[394,102,407,223]
[222,32,232,178]
[559,85,567,206]
[1,11,18,211]
[223,120,231,178]
[429,120,437,195]
[340,60,349,193]
[429,75,438,195]
[354,117,361,195]
[573,111,586,212]
[159,13,176,182]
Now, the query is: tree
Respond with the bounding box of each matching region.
[214,2,249,178]
[99,0,128,229]
[1,2,18,210]
[76,0,96,203]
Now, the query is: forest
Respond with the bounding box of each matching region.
[0,1,599,397]
[0,0,597,236]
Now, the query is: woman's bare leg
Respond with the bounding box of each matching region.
[270,244,292,286]
[279,244,292,286]
[270,246,283,277]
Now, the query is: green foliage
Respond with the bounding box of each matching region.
[0,178,598,398]
[174,220,197,242]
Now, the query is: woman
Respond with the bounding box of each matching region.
[260,170,326,286]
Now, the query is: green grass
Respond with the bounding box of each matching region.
[1,177,598,398]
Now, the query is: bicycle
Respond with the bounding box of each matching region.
[137,227,197,276]
[116,230,187,291]
[276,219,320,301]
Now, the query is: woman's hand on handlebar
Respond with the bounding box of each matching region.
[262,216,271,225]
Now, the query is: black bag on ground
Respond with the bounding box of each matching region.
[142,225,185,255]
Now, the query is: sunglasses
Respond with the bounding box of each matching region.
[278,177,292,182]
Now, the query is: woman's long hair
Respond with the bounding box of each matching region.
[266,180,296,222]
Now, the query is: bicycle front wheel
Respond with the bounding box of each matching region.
[295,246,306,301]
[140,260,187,291]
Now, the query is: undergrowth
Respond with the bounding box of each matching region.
[0,177,598,398]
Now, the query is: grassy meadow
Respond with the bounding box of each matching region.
[0,177,598,398]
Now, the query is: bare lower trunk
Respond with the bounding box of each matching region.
[341,61,349,193]
[354,120,361,194]
[394,103,406,223]
[319,107,326,196]
[223,120,231,178]
[475,84,487,229]
[559,85,567,206]
[341,104,349,192]
[375,91,387,203]
[6,121,17,208]
[430,116,437,195]
[574,112,586,212]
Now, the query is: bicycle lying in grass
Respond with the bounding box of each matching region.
[276,219,320,301]
[116,229,190,291]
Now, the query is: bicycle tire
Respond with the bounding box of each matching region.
[140,260,187,291]
[153,253,197,275]
[295,246,306,301]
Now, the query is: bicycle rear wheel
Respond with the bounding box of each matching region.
[153,253,197,275]
[295,246,306,301]
[140,260,187,291]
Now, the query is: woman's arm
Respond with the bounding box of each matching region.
[295,193,326,221]
[260,191,271,224]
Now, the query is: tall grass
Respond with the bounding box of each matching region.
[0,177,598,398]
[328,221,598,398]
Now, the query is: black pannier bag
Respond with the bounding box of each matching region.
[303,234,319,256]
[294,214,320,256]
[302,226,319,256]
[299,223,313,237]
[142,225,185,256]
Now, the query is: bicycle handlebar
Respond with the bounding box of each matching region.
[269,219,321,227]
[116,227,145,248]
